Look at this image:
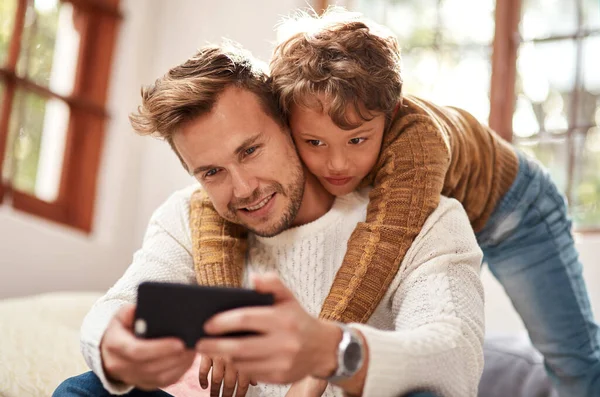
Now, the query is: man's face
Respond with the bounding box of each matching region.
[173,86,305,237]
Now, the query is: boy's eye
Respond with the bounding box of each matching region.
[307,140,323,147]
[349,138,366,145]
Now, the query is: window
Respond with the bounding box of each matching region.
[510,0,600,230]
[0,0,120,232]
[323,0,600,230]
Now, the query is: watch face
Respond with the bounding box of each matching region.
[344,341,362,372]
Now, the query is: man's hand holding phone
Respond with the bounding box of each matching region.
[100,304,196,390]
[195,273,343,386]
[99,277,340,396]
[100,282,270,395]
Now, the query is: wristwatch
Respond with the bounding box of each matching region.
[325,323,365,382]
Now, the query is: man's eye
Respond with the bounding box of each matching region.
[205,169,219,178]
[245,146,257,156]
[349,138,366,145]
[307,140,323,147]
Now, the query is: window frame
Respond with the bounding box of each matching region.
[0,0,121,232]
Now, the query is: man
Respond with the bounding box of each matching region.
[53,43,484,397]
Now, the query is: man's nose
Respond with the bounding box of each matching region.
[230,167,258,198]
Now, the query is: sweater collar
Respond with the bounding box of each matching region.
[253,190,368,247]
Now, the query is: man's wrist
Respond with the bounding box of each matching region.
[331,327,369,396]
[311,320,343,379]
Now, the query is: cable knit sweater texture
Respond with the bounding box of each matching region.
[80,185,485,397]
[195,95,518,325]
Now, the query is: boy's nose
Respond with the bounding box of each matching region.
[328,152,349,173]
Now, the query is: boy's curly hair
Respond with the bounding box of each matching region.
[271,7,403,129]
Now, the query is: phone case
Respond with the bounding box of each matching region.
[134,281,274,348]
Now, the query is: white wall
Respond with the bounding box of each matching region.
[0,0,598,336]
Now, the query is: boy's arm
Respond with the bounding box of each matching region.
[321,113,451,323]
[190,190,247,288]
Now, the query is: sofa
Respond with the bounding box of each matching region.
[0,292,99,397]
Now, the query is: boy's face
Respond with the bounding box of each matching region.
[173,86,305,237]
[289,97,385,196]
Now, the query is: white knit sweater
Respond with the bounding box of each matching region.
[80,185,485,397]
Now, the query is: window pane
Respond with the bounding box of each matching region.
[351,0,388,26]
[372,0,494,47]
[515,139,569,193]
[584,0,600,29]
[521,0,578,40]
[2,90,19,186]
[583,36,600,96]
[572,127,600,228]
[514,40,576,137]
[574,35,600,227]
[2,89,69,201]
[439,0,495,45]
[0,0,17,66]
[380,0,440,47]
[403,46,491,123]
[16,0,80,96]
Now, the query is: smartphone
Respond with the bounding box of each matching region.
[134,281,274,348]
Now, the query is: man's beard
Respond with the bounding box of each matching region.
[225,167,305,237]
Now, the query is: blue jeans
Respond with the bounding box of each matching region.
[53,371,439,397]
[53,372,172,396]
[476,152,600,397]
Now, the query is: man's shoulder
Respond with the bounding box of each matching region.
[435,196,467,219]
[413,196,479,256]
[422,196,471,235]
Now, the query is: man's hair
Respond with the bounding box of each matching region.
[271,7,403,129]
[129,42,285,168]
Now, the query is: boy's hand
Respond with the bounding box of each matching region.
[199,355,257,397]
[285,377,328,397]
